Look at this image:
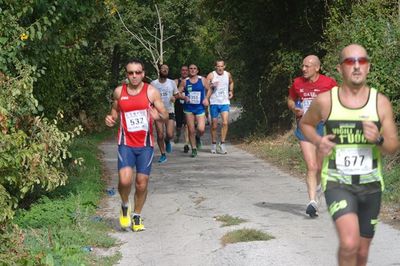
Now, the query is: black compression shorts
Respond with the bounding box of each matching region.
[324,181,382,238]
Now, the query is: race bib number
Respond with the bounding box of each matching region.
[302,99,312,113]
[124,110,148,132]
[189,91,201,104]
[216,88,227,98]
[335,147,373,175]
[161,91,169,103]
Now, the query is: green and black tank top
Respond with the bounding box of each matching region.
[321,86,383,190]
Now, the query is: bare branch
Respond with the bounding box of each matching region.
[115,4,175,74]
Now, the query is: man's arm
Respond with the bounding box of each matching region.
[202,77,210,106]
[171,80,179,101]
[300,92,335,155]
[363,94,399,154]
[148,85,168,122]
[105,86,122,127]
[228,72,234,99]
[287,97,303,118]
[177,78,187,100]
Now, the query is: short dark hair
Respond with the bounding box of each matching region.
[215,59,225,65]
[126,58,145,71]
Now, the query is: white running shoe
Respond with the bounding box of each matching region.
[211,144,217,154]
[217,143,227,154]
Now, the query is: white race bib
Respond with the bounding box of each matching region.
[124,110,148,132]
[161,91,169,103]
[335,147,373,175]
[302,99,312,113]
[189,91,201,104]
[216,88,227,99]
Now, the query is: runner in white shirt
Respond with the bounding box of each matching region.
[206,60,234,154]
[151,64,179,163]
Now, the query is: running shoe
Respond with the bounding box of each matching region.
[183,144,190,153]
[119,204,131,230]
[132,215,145,232]
[165,140,172,153]
[211,143,217,154]
[217,143,227,154]
[306,200,319,218]
[191,148,197,158]
[158,154,167,163]
[195,135,202,149]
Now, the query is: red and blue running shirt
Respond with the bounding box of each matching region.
[118,83,154,147]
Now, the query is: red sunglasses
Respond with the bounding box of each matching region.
[127,71,143,75]
[341,57,369,66]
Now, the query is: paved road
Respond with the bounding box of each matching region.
[98,110,400,266]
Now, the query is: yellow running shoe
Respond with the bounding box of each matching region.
[119,204,131,230]
[132,215,145,232]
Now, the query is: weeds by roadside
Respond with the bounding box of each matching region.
[215,215,247,227]
[1,131,120,265]
[221,228,274,246]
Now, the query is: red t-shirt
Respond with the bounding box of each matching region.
[288,74,337,114]
[118,83,154,147]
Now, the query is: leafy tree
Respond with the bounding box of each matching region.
[322,0,400,120]
[203,0,332,135]
[0,0,83,224]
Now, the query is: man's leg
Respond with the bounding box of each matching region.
[183,123,190,153]
[186,112,196,150]
[117,145,136,229]
[133,173,149,214]
[132,147,153,232]
[300,141,319,202]
[218,111,229,154]
[220,111,229,142]
[211,117,218,143]
[195,114,206,137]
[335,213,360,266]
[165,118,175,153]
[118,167,134,204]
[155,120,166,154]
[357,237,372,266]
[209,105,219,153]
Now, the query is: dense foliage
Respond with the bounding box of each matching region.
[0,1,84,225]
[1,0,400,262]
[322,0,400,117]
[204,0,400,135]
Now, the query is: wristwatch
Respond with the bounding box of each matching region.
[375,135,384,146]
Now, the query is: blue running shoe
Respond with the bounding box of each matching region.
[158,154,167,163]
[165,140,172,153]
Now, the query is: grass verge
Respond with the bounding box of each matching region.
[215,215,247,227]
[7,131,121,265]
[221,228,274,246]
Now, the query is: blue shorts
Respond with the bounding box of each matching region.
[184,105,205,116]
[210,104,230,118]
[295,121,324,142]
[118,145,154,175]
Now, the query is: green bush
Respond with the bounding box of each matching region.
[0,2,83,224]
[322,0,400,119]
